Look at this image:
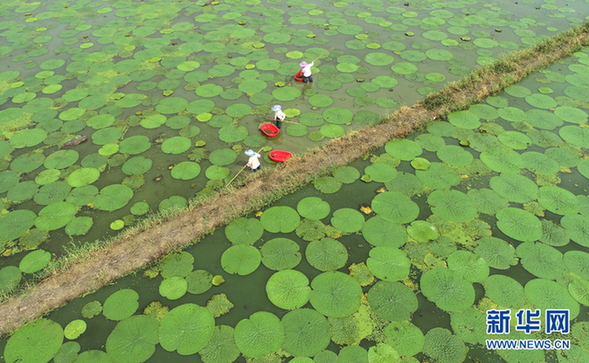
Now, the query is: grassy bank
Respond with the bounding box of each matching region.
[1,22,588,337]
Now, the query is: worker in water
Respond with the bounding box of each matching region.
[300,61,314,83]
[245,149,261,172]
[272,105,286,129]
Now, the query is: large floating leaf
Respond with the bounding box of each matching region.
[297,197,330,220]
[306,238,347,272]
[309,271,362,318]
[106,315,159,363]
[475,237,518,270]
[421,268,475,312]
[483,275,526,309]
[496,208,542,242]
[4,319,63,363]
[562,214,589,247]
[517,242,567,280]
[364,163,397,183]
[415,162,460,190]
[199,325,240,363]
[525,279,580,319]
[103,289,139,321]
[564,251,589,280]
[428,190,477,223]
[450,307,488,345]
[368,281,417,322]
[366,246,410,281]
[423,328,467,363]
[538,186,579,215]
[384,139,422,160]
[0,210,37,242]
[234,312,284,358]
[281,309,330,357]
[260,206,300,233]
[35,202,77,231]
[480,147,524,174]
[221,245,261,276]
[93,185,133,211]
[361,216,407,248]
[448,250,489,283]
[490,174,538,203]
[261,238,302,271]
[371,192,419,224]
[330,208,365,233]
[436,145,473,166]
[384,321,424,357]
[159,304,215,355]
[225,217,263,245]
[266,270,310,310]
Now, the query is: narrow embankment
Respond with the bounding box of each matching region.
[1,23,587,337]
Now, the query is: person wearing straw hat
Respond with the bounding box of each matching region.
[300,61,314,83]
[272,105,286,129]
[245,149,261,172]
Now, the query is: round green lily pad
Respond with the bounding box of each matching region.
[421,268,475,312]
[234,312,284,358]
[448,250,489,283]
[103,289,139,321]
[310,271,362,318]
[384,321,424,357]
[159,276,188,300]
[367,246,410,282]
[225,217,263,245]
[562,214,589,247]
[64,319,87,340]
[362,216,407,248]
[106,315,159,363]
[260,206,300,233]
[496,208,542,242]
[94,185,133,211]
[35,202,77,231]
[423,328,467,363]
[171,162,201,180]
[0,210,37,242]
[428,189,477,223]
[385,139,422,160]
[475,237,518,270]
[261,238,302,271]
[306,238,347,272]
[281,309,330,357]
[330,208,365,233]
[371,191,419,224]
[221,245,261,276]
[368,281,417,322]
[4,319,63,363]
[489,174,538,203]
[484,275,526,309]
[448,110,481,129]
[266,269,311,310]
[297,197,330,220]
[67,168,100,187]
[65,216,93,236]
[161,137,191,154]
[525,279,580,319]
[364,163,397,183]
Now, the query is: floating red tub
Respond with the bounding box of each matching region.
[269,150,293,163]
[294,71,304,82]
[260,123,279,137]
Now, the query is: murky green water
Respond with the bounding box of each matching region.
[1,0,589,362]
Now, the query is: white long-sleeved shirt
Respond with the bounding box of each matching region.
[302,61,314,77]
[247,153,261,169]
[274,110,286,120]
